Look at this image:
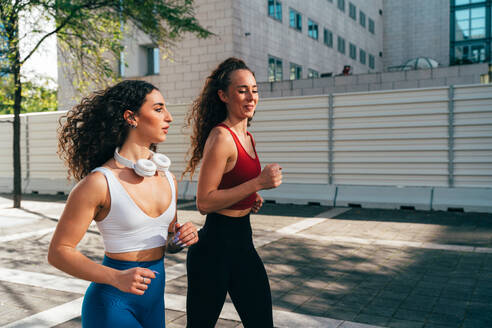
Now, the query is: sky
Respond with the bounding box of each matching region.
[19,6,57,89]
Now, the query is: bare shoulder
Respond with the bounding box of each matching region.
[206,126,234,150]
[68,169,108,206]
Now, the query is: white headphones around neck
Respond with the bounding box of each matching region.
[114,147,171,177]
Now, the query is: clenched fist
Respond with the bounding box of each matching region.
[257,163,282,190]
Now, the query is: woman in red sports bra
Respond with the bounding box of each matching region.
[183,57,282,327]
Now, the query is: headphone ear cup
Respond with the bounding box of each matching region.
[134,159,157,177]
[152,153,171,172]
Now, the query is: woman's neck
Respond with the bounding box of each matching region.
[223,118,248,136]
[118,142,152,162]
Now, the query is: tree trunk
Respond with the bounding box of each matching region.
[12,17,22,208]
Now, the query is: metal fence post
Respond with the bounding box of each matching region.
[24,115,30,190]
[447,85,454,188]
[328,94,334,185]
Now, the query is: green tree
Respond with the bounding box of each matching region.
[0,0,211,208]
[0,75,57,114]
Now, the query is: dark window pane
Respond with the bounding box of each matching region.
[360,11,366,27]
[349,3,356,20]
[338,0,345,12]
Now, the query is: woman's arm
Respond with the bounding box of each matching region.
[166,174,198,253]
[47,172,155,295]
[196,127,281,214]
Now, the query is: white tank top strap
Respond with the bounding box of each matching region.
[163,170,176,204]
[91,166,125,199]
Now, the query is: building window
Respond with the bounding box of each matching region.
[349,43,357,60]
[451,0,490,65]
[337,36,346,54]
[268,56,283,81]
[308,19,319,40]
[359,11,366,28]
[349,3,356,20]
[308,69,319,78]
[268,0,282,22]
[142,46,159,75]
[368,18,375,34]
[290,63,302,80]
[455,0,486,4]
[369,54,375,69]
[323,28,333,47]
[289,8,302,31]
[454,43,487,63]
[454,7,486,40]
[359,49,366,65]
[337,0,345,12]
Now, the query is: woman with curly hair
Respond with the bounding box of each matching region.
[183,57,282,327]
[48,80,198,328]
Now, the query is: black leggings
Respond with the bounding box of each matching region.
[186,212,273,328]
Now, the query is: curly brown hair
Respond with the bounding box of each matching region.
[183,57,254,179]
[58,80,158,181]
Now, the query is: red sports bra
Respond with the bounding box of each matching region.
[216,123,261,210]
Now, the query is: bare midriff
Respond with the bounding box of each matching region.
[105,245,166,262]
[217,207,251,218]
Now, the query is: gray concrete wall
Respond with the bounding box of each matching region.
[257,63,490,98]
[383,0,450,69]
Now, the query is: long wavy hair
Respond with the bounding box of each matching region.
[58,80,158,181]
[183,57,254,179]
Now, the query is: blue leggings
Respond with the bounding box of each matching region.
[82,256,165,328]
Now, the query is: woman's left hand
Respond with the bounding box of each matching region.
[251,193,264,213]
[174,222,199,247]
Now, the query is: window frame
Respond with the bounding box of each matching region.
[268,0,283,22]
[337,35,346,54]
[368,18,375,34]
[450,0,491,65]
[349,43,357,60]
[369,54,375,69]
[308,69,319,79]
[289,62,303,80]
[359,10,366,28]
[349,2,357,20]
[337,0,345,12]
[324,28,333,47]
[359,49,366,65]
[308,18,319,40]
[289,7,302,31]
[268,55,283,82]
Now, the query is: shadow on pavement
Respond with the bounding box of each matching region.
[259,207,492,327]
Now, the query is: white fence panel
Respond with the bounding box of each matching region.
[333,87,449,187]
[453,84,492,187]
[1,84,491,212]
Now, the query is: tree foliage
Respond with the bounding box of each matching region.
[0,0,211,207]
[0,75,57,114]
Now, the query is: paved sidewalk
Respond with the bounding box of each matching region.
[0,195,491,327]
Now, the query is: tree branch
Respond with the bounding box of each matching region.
[20,1,111,65]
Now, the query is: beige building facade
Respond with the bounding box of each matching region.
[58,0,384,109]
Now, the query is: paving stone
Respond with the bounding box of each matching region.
[387,318,424,328]
[399,295,437,312]
[354,312,390,326]
[393,309,427,322]
[2,199,492,328]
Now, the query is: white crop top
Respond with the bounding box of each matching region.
[91,167,176,253]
